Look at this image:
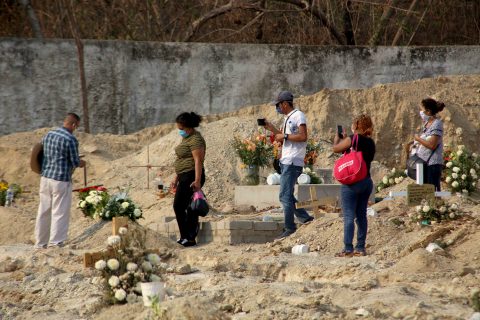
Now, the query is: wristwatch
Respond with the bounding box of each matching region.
[284,134,289,141]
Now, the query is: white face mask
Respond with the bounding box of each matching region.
[419,110,430,122]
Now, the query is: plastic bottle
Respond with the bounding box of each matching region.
[5,186,14,207]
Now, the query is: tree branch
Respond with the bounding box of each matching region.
[61,0,90,133]
[273,0,346,45]
[369,0,399,46]
[391,0,419,45]
[184,0,263,42]
[19,0,43,38]
[343,0,355,45]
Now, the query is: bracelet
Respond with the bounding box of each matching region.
[284,134,289,141]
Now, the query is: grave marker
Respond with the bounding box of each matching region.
[406,184,435,206]
[126,145,163,189]
[296,186,338,218]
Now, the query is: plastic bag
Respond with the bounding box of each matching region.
[190,191,209,217]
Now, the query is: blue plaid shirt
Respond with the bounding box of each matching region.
[41,127,80,182]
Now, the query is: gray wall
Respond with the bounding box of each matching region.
[1,38,479,135]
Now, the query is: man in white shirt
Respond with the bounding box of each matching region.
[265,91,314,239]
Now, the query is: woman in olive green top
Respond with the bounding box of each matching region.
[170,112,206,247]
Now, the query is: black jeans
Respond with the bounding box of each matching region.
[425,164,443,191]
[173,170,205,241]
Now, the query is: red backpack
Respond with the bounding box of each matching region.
[333,134,368,185]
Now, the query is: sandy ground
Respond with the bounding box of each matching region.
[1,74,480,319]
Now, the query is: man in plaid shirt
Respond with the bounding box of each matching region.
[34,113,85,249]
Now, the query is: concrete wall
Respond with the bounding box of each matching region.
[1,38,480,135]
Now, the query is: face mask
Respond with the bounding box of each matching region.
[275,105,282,114]
[419,111,430,122]
[178,129,189,138]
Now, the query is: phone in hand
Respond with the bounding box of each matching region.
[257,118,266,126]
[337,125,343,138]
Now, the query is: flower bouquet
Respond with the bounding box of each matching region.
[443,144,480,195]
[100,191,143,222]
[93,227,164,304]
[0,180,22,206]
[409,199,461,225]
[304,138,323,167]
[77,187,143,222]
[376,168,407,193]
[232,132,274,185]
[302,167,323,184]
[77,186,109,218]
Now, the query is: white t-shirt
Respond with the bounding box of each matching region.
[280,109,307,167]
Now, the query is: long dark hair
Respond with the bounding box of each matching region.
[176,112,202,128]
[422,98,445,116]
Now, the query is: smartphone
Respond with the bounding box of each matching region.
[257,118,266,126]
[337,125,343,138]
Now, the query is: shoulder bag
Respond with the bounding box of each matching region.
[406,144,438,180]
[333,134,368,185]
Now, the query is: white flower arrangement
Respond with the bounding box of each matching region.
[107,259,120,271]
[147,253,161,266]
[95,260,107,271]
[150,274,162,282]
[121,202,130,209]
[141,261,153,272]
[107,235,121,246]
[108,275,120,288]
[411,199,462,224]
[115,289,127,301]
[443,143,480,194]
[93,228,165,304]
[134,208,142,218]
[376,168,407,193]
[126,262,138,272]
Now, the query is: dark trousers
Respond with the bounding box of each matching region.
[340,177,373,253]
[425,164,443,191]
[173,170,205,241]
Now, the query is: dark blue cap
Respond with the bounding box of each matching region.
[272,91,294,106]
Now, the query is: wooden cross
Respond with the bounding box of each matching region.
[386,163,451,205]
[295,186,338,218]
[126,145,162,189]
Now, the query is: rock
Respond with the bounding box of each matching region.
[416,301,426,308]
[459,267,476,277]
[83,145,100,153]
[470,313,480,320]
[176,264,192,275]
[220,304,234,312]
[355,308,370,316]
[0,258,23,273]
[425,243,443,253]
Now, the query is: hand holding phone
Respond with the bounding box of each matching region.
[337,125,344,138]
[257,118,266,126]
